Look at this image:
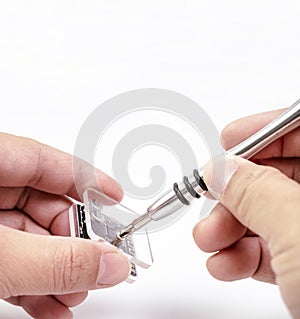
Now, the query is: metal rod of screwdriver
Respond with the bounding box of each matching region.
[111,99,300,246]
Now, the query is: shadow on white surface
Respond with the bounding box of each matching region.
[73,299,223,319]
[0,300,30,319]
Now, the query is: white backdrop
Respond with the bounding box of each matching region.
[0,1,299,318]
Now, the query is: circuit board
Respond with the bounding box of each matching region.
[75,204,137,279]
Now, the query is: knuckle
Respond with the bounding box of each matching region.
[0,229,19,298]
[232,165,280,223]
[52,240,91,293]
[0,274,14,299]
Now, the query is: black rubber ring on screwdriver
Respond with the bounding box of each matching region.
[173,183,190,205]
[193,169,208,191]
[183,176,201,198]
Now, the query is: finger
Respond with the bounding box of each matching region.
[0,210,50,235]
[6,292,88,309]
[0,205,70,238]
[0,133,122,201]
[0,188,73,236]
[221,109,300,158]
[18,189,75,236]
[0,186,124,237]
[0,226,130,298]
[54,291,88,307]
[221,109,283,149]
[193,203,247,252]
[6,295,73,319]
[259,158,300,182]
[16,188,72,235]
[206,237,276,283]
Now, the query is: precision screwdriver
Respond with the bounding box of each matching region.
[112,99,300,246]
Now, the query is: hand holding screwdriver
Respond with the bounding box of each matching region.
[193,107,300,319]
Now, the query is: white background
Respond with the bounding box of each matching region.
[0,1,299,318]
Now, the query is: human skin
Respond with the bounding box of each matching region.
[0,133,130,319]
[193,110,300,318]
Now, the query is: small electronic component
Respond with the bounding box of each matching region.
[69,189,153,283]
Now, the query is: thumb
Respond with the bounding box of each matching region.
[0,226,130,298]
[204,155,300,252]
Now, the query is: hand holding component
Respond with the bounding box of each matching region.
[0,133,130,319]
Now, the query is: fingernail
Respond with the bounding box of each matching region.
[115,182,124,199]
[97,252,130,286]
[204,155,238,199]
[116,181,123,192]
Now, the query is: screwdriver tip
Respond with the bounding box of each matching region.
[111,233,123,247]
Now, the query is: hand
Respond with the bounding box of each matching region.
[0,133,130,319]
[193,109,300,318]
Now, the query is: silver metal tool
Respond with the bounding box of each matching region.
[112,99,300,246]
